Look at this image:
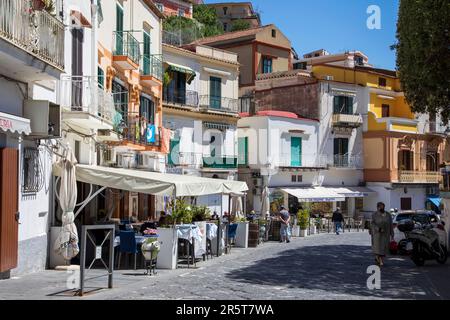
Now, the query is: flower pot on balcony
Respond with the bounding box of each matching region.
[31,0,46,11]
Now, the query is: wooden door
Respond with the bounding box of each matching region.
[0,148,19,272]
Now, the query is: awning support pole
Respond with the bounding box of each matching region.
[74,185,107,219]
[243,193,247,216]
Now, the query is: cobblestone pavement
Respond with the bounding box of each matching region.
[1,231,449,300]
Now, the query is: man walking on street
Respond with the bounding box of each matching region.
[332,207,344,235]
[279,206,291,243]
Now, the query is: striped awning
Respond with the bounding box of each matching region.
[165,62,196,83]
[0,112,31,135]
[331,88,357,97]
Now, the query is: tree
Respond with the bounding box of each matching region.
[396,0,450,121]
[193,4,223,37]
[231,19,251,32]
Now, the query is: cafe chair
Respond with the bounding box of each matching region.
[117,230,139,270]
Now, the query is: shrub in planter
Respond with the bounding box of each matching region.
[191,205,211,222]
[169,198,193,225]
[297,209,310,237]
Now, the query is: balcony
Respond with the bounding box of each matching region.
[60,76,116,130]
[398,171,441,184]
[332,113,363,128]
[329,155,363,169]
[203,156,238,169]
[0,0,64,71]
[277,154,328,169]
[163,90,199,108]
[113,31,140,70]
[199,95,239,114]
[119,112,160,148]
[140,54,163,86]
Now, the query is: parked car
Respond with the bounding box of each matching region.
[393,210,447,254]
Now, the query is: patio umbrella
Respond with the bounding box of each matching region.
[261,186,270,219]
[231,195,243,218]
[53,147,80,261]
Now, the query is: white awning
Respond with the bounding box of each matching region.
[281,187,346,203]
[53,164,248,197]
[0,112,31,135]
[334,186,376,198]
[203,67,231,77]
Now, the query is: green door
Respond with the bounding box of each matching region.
[238,137,248,166]
[210,76,222,109]
[143,30,151,74]
[168,139,179,166]
[291,137,302,167]
[116,4,124,55]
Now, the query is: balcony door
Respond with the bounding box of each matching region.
[334,138,349,167]
[116,3,124,55]
[140,95,155,125]
[71,28,84,109]
[238,137,248,166]
[398,150,413,171]
[210,76,222,109]
[426,152,439,172]
[164,71,186,104]
[333,96,353,115]
[291,137,302,167]
[143,30,151,74]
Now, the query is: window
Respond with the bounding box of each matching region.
[426,152,439,172]
[22,148,43,194]
[112,80,128,117]
[178,9,184,17]
[223,7,228,15]
[271,29,276,38]
[210,76,222,109]
[400,198,412,211]
[223,23,228,31]
[378,77,387,87]
[334,138,349,167]
[294,62,307,70]
[398,150,413,171]
[354,55,364,66]
[291,137,302,167]
[262,56,273,74]
[140,95,155,124]
[98,67,104,88]
[155,3,164,12]
[333,96,353,115]
[164,70,187,104]
[291,175,297,182]
[297,175,303,182]
[382,104,390,118]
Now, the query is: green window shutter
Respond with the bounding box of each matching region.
[98,67,104,88]
[210,76,221,109]
[291,137,302,167]
[168,139,179,166]
[238,137,248,166]
[116,4,124,55]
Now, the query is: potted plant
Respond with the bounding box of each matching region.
[191,205,211,222]
[297,209,309,237]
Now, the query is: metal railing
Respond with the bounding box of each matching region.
[141,54,163,81]
[199,95,239,114]
[113,31,140,65]
[167,152,203,167]
[330,155,363,169]
[162,28,202,47]
[277,153,328,168]
[163,90,199,107]
[120,112,160,146]
[60,76,116,123]
[398,171,441,184]
[0,0,64,69]
[203,156,238,169]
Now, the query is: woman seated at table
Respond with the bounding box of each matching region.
[158,211,169,227]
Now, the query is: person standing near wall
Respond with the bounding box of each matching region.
[279,206,291,243]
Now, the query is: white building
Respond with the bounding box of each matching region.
[162,43,240,214]
[0,0,65,278]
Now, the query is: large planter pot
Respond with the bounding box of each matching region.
[156,228,178,270]
[300,229,308,238]
[309,225,317,235]
[248,223,259,248]
[292,226,300,237]
[235,222,249,248]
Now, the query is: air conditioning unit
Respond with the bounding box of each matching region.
[23,100,61,139]
[103,148,116,165]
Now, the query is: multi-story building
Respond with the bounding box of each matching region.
[188,24,292,99]
[162,43,240,213]
[240,64,369,217]
[0,0,65,278]
[294,50,447,213]
[154,0,199,19]
[206,2,261,33]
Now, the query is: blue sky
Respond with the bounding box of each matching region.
[205,0,399,70]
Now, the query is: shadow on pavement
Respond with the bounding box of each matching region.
[226,244,447,299]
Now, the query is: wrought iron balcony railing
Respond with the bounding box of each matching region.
[141,54,163,81]
[332,113,363,128]
[0,0,65,69]
[163,90,199,107]
[118,112,160,147]
[113,31,140,65]
[330,155,363,169]
[199,95,239,114]
[60,76,116,123]
[203,156,238,169]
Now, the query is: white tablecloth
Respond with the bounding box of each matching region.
[206,223,218,240]
[114,235,155,247]
[176,225,202,243]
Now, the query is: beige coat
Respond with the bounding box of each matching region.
[370,210,394,256]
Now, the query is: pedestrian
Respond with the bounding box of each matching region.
[370,202,394,267]
[279,205,291,243]
[211,211,219,220]
[332,207,344,235]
